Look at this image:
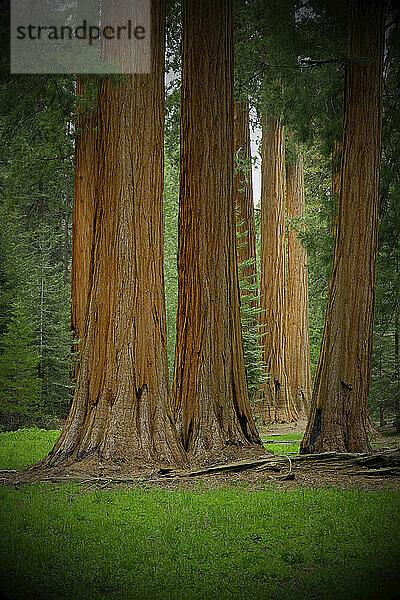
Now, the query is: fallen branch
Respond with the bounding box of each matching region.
[185,450,400,479]
[1,450,399,487]
[187,458,276,477]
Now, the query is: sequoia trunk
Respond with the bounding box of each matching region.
[260,116,297,423]
[46,0,185,470]
[286,155,312,417]
[173,0,262,460]
[301,0,384,453]
[234,102,257,304]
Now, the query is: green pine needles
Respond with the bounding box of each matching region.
[0,300,42,430]
[236,220,266,403]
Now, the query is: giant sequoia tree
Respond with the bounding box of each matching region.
[44,0,185,470]
[287,154,312,417]
[234,102,257,301]
[301,0,385,454]
[173,0,262,460]
[260,116,297,423]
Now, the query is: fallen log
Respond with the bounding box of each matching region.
[347,467,400,477]
[185,450,400,479]
[186,458,277,477]
[354,451,400,467]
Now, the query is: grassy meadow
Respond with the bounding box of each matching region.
[0,428,399,600]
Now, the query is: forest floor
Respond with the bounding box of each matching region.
[124,422,400,493]
[1,425,399,492]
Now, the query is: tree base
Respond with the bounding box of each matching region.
[24,442,270,481]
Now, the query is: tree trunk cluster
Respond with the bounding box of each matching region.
[44,0,263,473]
[41,0,384,472]
[260,117,312,424]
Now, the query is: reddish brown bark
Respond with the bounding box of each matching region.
[173,0,262,460]
[46,0,185,470]
[260,116,297,424]
[234,102,257,300]
[286,155,312,417]
[301,0,385,454]
[70,77,98,384]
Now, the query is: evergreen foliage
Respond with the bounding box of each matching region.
[300,145,335,377]
[234,141,266,403]
[163,155,179,378]
[238,257,266,402]
[0,72,74,428]
[0,299,42,430]
[34,228,72,419]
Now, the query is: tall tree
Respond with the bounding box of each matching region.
[173,0,262,460]
[301,0,385,454]
[45,0,185,470]
[368,13,400,428]
[234,102,257,302]
[234,102,265,404]
[286,154,312,417]
[260,116,297,423]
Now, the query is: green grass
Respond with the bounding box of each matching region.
[0,428,60,470]
[1,484,400,600]
[262,433,304,440]
[261,433,302,455]
[0,429,400,600]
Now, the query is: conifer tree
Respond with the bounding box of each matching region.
[45,0,186,469]
[173,0,262,459]
[35,231,71,419]
[301,0,385,454]
[234,102,257,306]
[260,116,297,424]
[286,154,312,417]
[0,300,42,429]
